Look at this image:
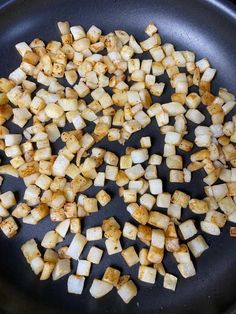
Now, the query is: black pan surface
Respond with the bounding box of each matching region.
[0,0,236,313]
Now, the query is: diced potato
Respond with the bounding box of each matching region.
[30,256,44,275]
[117,280,137,304]
[21,239,41,263]
[96,190,111,206]
[67,233,87,260]
[86,226,103,241]
[128,204,149,225]
[189,199,209,214]
[140,193,156,210]
[0,191,16,209]
[55,219,70,238]
[87,246,103,264]
[148,211,170,229]
[177,261,196,278]
[149,179,163,195]
[77,259,91,277]
[94,172,105,187]
[105,238,122,255]
[40,262,55,280]
[41,230,59,249]
[151,229,165,248]
[121,246,139,267]
[218,196,236,215]
[156,193,171,208]
[0,216,18,238]
[89,279,113,298]
[139,248,151,266]
[125,164,145,180]
[172,190,190,208]
[187,235,209,258]
[103,266,121,286]
[84,198,98,213]
[138,265,157,284]
[200,221,220,236]
[123,189,137,203]
[123,222,138,240]
[12,202,31,218]
[179,220,198,240]
[52,259,71,280]
[163,273,178,291]
[67,275,85,295]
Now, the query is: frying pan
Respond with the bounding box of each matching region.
[0,0,236,313]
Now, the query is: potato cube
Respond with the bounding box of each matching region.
[105,165,118,181]
[179,220,198,240]
[52,259,71,280]
[172,190,190,208]
[166,155,183,169]
[77,260,91,277]
[35,174,52,190]
[30,256,44,275]
[103,266,121,286]
[123,189,137,203]
[140,136,151,148]
[129,204,149,225]
[139,248,150,266]
[149,179,163,195]
[140,193,156,210]
[138,265,157,284]
[67,233,87,260]
[187,235,209,258]
[121,246,139,267]
[147,246,164,263]
[151,229,165,248]
[67,275,85,294]
[86,226,103,241]
[117,280,137,304]
[84,198,98,213]
[149,154,162,165]
[21,239,41,263]
[177,261,196,278]
[0,191,16,209]
[40,261,55,280]
[189,199,209,214]
[179,139,193,152]
[43,249,58,264]
[123,222,138,240]
[120,155,132,169]
[169,170,184,183]
[138,225,152,243]
[41,230,59,249]
[87,246,103,264]
[94,172,105,187]
[218,196,236,215]
[105,238,122,255]
[96,190,111,206]
[163,273,178,291]
[205,210,226,228]
[12,202,31,218]
[89,279,113,298]
[156,193,171,208]
[200,221,220,236]
[0,216,18,238]
[125,164,145,180]
[148,211,170,229]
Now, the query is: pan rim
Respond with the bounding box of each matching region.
[1,0,236,18]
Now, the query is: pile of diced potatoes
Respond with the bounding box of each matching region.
[0,20,236,304]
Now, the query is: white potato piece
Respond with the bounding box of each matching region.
[89,279,113,298]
